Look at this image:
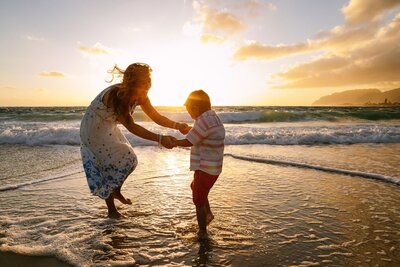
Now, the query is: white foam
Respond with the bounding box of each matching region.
[0,171,82,192]
[225,153,400,186]
[1,120,400,146]
[265,228,286,234]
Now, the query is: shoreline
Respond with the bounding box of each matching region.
[0,251,72,267]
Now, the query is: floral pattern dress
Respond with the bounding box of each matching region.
[80,86,138,199]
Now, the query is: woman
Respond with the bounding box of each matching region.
[80,62,189,218]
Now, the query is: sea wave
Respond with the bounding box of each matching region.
[1,106,400,123]
[1,122,399,146]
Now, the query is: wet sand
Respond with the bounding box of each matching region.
[0,251,71,267]
[0,144,399,266]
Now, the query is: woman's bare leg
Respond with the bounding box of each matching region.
[105,194,122,218]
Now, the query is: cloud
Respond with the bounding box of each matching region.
[233,41,313,60]
[316,24,379,52]
[187,1,276,43]
[233,24,378,60]
[187,1,245,43]
[274,48,400,88]
[273,13,400,89]
[22,34,45,42]
[232,0,277,16]
[78,42,110,55]
[342,0,400,25]
[232,0,400,60]
[265,3,277,11]
[39,71,65,78]
[230,0,400,90]
[200,33,226,43]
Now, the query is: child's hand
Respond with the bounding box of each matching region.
[161,136,177,149]
[176,122,191,134]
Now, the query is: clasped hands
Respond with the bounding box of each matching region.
[160,122,192,149]
[160,135,177,149]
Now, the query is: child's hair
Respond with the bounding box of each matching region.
[105,63,152,118]
[184,90,211,111]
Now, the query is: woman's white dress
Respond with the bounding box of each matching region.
[80,86,138,199]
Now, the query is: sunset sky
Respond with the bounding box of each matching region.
[1,0,399,106]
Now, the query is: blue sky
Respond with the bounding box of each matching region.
[1,0,399,106]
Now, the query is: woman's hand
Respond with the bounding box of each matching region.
[175,122,192,134]
[161,135,177,149]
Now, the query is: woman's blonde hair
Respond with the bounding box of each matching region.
[106,63,152,118]
[107,63,152,89]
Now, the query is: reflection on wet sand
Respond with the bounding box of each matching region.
[0,145,399,266]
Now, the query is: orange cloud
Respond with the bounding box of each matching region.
[233,0,400,61]
[78,42,110,55]
[316,25,378,52]
[234,42,313,60]
[273,14,400,89]
[191,1,244,43]
[200,34,225,43]
[39,71,65,78]
[233,24,378,60]
[230,1,400,90]
[342,0,400,25]
[188,1,276,44]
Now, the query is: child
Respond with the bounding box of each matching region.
[175,90,225,239]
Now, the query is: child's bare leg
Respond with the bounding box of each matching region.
[196,205,208,239]
[205,198,214,225]
[112,185,132,205]
[105,194,122,218]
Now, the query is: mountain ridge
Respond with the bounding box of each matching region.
[312,88,400,106]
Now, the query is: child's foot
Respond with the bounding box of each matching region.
[113,192,132,205]
[108,210,124,219]
[206,213,214,225]
[197,230,209,240]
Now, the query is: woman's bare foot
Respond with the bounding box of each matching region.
[113,191,132,205]
[197,230,209,240]
[206,213,214,225]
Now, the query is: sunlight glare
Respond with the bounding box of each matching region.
[148,40,235,106]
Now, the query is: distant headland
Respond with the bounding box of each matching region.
[312,88,400,106]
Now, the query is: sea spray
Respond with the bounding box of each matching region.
[1,121,399,146]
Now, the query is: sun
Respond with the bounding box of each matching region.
[145,40,237,106]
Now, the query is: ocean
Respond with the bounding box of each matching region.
[0,106,399,266]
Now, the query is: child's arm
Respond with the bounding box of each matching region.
[175,138,193,147]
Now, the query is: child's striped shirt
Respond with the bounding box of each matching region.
[186,110,225,175]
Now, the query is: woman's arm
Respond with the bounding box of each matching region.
[140,97,190,133]
[118,112,175,148]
